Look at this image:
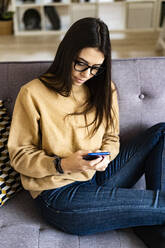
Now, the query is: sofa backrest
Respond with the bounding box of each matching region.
[0,57,165,140]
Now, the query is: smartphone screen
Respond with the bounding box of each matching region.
[83,152,110,160]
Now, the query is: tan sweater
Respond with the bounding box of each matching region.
[8,79,120,198]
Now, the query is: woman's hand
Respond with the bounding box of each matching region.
[61,150,110,173]
[91,149,110,171]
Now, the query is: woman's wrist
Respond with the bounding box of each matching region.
[53,155,64,174]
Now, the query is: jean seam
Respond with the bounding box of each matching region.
[45,204,165,215]
[161,133,165,190]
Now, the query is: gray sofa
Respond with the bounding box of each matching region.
[0,57,165,248]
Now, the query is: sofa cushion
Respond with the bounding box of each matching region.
[0,224,40,248]
[0,100,22,206]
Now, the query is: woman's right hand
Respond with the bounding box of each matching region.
[61,150,103,173]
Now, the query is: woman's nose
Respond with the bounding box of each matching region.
[81,68,91,78]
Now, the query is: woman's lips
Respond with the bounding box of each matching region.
[75,77,86,84]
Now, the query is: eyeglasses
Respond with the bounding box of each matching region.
[74,60,104,76]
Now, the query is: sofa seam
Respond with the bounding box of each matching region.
[78,235,80,248]
[38,228,41,248]
[136,59,143,130]
[0,57,165,66]
[118,231,122,248]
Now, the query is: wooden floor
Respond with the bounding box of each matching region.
[0,31,164,61]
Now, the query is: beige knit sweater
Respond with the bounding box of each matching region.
[8,79,120,198]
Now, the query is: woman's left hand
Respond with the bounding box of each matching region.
[90,150,110,171]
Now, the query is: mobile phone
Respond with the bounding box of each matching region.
[83,152,110,161]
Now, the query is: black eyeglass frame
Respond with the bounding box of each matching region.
[74,60,105,76]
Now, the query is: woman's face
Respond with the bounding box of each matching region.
[71,47,105,86]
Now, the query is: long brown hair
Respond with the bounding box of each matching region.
[40,17,113,137]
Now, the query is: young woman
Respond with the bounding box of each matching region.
[8,17,165,247]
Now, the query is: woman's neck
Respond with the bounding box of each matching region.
[71,84,89,103]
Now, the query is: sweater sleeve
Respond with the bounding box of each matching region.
[8,86,58,178]
[100,82,120,161]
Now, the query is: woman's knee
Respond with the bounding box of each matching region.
[145,122,165,136]
[150,122,165,131]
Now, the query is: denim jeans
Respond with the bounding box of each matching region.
[35,123,165,235]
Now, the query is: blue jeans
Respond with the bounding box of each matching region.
[35,123,165,235]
